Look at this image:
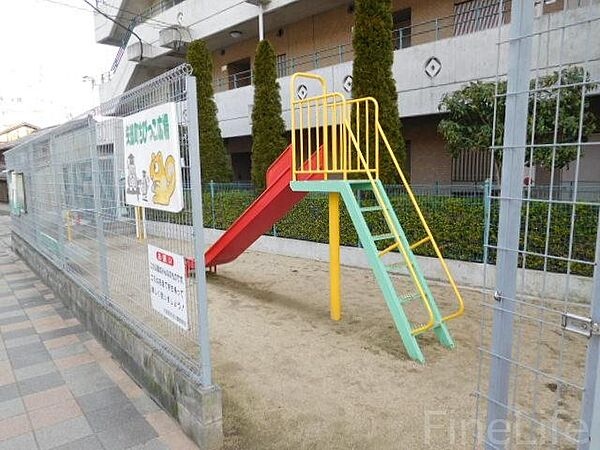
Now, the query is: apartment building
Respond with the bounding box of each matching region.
[95,0,600,184]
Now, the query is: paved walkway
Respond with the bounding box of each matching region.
[0,215,198,450]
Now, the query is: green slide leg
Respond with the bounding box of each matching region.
[373,181,454,349]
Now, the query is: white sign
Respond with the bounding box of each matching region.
[123,102,184,212]
[148,244,189,330]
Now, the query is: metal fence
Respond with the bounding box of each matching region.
[4,64,213,387]
[474,0,600,448]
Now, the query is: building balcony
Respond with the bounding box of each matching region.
[213,2,600,139]
[212,0,510,94]
[99,0,599,124]
[94,0,157,46]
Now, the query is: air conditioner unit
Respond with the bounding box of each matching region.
[159,27,191,50]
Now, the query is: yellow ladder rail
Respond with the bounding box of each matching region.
[377,122,465,323]
[379,241,400,258]
[410,236,431,250]
[342,113,436,336]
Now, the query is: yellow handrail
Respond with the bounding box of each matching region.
[377,122,465,323]
[341,114,436,335]
[290,73,328,181]
[288,73,464,329]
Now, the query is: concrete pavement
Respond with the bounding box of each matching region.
[0,214,199,450]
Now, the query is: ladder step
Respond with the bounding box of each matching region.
[399,292,422,304]
[372,233,395,242]
[360,205,383,213]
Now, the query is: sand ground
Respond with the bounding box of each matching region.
[205,250,587,450]
[69,230,588,449]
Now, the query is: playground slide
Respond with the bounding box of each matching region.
[203,145,322,269]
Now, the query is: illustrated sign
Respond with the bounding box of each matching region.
[148,244,189,330]
[123,102,183,212]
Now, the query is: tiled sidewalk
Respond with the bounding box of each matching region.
[0,216,199,450]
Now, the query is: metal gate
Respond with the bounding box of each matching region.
[474,0,600,448]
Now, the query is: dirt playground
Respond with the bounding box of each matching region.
[206,250,587,449]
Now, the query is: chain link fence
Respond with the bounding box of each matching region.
[5,64,213,386]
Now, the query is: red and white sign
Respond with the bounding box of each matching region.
[147,244,188,330]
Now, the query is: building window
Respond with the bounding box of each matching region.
[392,8,412,50]
[452,149,492,183]
[454,0,509,36]
[276,54,288,78]
[227,58,252,89]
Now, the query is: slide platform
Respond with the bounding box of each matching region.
[203,145,322,269]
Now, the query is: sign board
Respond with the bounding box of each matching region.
[123,102,184,212]
[148,244,189,330]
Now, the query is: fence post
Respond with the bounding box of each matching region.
[356,190,362,248]
[49,135,66,269]
[210,180,216,229]
[484,0,534,447]
[578,207,600,450]
[483,178,491,264]
[88,117,110,299]
[26,148,39,247]
[186,75,213,387]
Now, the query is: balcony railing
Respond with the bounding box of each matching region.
[139,0,185,22]
[105,0,515,88]
[214,0,512,93]
[101,0,183,82]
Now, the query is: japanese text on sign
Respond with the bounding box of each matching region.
[148,244,188,330]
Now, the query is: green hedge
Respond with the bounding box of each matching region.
[154,188,597,277]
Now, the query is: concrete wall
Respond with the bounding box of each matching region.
[561,132,600,184]
[403,115,453,183]
[141,220,593,302]
[198,228,593,303]
[11,232,223,449]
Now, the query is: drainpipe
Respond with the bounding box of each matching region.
[245,0,265,41]
[258,3,264,41]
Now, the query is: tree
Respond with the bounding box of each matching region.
[438,66,598,173]
[187,40,233,182]
[251,40,287,189]
[352,0,407,183]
